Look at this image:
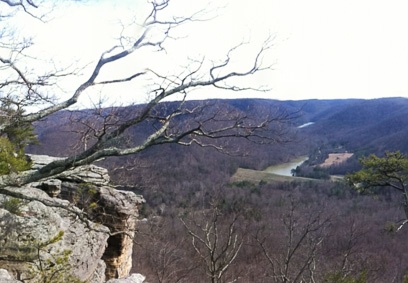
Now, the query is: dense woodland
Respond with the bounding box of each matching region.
[28,97,408,282]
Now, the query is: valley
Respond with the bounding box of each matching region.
[26,97,408,282]
[230,152,353,185]
[3,2,408,281]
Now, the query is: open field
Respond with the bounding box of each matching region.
[230,168,318,184]
[320,153,354,167]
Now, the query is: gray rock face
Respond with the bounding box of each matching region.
[26,154,65,170]
[0,186,109,282]
[97,187,144,278]
[0,269,21,283]
[60,183,145,279]
[39,179,62,197]
[0,269,12,279]
[90,260,107,283]
[28,154,110,185]
[59,164,111,185]
[0,155,146,282]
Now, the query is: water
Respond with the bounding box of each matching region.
[264,156,308,176]
[298,122,315,128]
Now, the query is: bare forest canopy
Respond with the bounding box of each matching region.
[24,97,408,185]
[28,97,408,163]
[25,97,408,282]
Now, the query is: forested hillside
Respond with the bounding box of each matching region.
[29,97,408,168]
[301,97,408,154]
[27,97,408,282]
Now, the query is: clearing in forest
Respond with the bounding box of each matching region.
[320,153,353,167]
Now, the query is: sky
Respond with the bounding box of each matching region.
[7,0,408,106]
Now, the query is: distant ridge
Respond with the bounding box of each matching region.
[28,97,408,160]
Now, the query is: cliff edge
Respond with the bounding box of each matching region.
[0,155,145,283]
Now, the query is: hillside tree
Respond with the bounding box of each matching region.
[180,204,244,283]
[347,151,408,231]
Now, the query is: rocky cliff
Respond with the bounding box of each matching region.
[0,155,145,283]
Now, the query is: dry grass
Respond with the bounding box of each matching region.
[230,168,317,184]
[320,153,353,167]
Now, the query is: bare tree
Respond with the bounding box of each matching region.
[133,217,199,283]
[320,216,371,282]
[0,0,288,193]
[255,196,331,283]
[180,204,245,283]
[0,0,40,18]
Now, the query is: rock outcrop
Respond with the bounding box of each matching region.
[0,186,109,282]
[59,183,144,279]
[0,155,145,282]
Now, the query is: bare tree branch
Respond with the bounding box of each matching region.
[0,1,290,193]
[180,205,244,283]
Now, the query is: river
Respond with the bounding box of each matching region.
[264,156,308,176]
[297,122,315,128]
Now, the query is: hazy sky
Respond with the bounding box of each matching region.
[10,0,408,105]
